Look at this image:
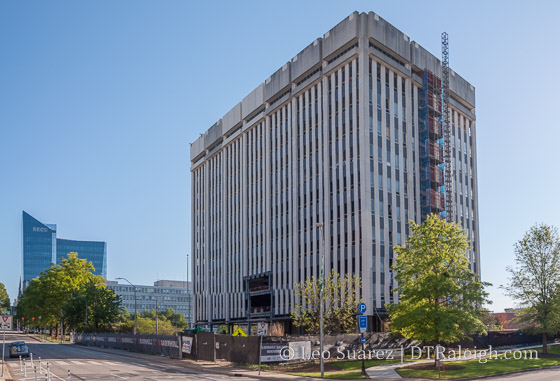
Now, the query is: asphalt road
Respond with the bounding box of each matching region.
[1,332,244,380]
[1,332,558,380]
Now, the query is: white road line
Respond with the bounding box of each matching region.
[110,374,128,379]
[54,360,69,365]
[70,360,85,365]
[87,360,103,365]
[48,372,66,381]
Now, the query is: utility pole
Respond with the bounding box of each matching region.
[1,321,5,377]
[155,299,159,336]
[84,298,88,332]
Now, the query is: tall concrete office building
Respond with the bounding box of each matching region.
[190,11,479,331]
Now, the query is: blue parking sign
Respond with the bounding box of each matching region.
[358,302,367,314]
[359,315,367,333]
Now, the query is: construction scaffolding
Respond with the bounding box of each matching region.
[419,70,445,220]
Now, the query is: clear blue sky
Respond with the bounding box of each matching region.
[1,1,559,313]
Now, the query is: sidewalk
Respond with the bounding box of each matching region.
[366,342,560,380]
[0,362,12,381]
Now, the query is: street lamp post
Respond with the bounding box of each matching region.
[316,222,326,379]
[155,299,159,336]
[116,277,137,335]
[187,253,190,283]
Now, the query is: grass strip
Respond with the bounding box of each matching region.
[397,346,560,379]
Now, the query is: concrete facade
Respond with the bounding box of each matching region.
[190,11,480,330]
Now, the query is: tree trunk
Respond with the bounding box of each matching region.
[543,332,548,354]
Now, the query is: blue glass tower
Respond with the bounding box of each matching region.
[22,211,108,288]
[56,239,107,279]
[22,211,57,289]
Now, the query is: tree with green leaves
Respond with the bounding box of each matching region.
[63,280,122,332]
[291,270,361,334]
[135,316,177,335]
[160,308,188,329]
[131,308,187,334]
[0,282,10,313]
[387,214,490,363]
[17,252,103,332]
[141,308,188,329]
[480,310,501,331]
[503,223,560,354]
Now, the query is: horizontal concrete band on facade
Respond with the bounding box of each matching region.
[190,11,475,164]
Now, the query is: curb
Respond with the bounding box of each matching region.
[397,364,560,380]
[446,365,560,380]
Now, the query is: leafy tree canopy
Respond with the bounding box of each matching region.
[387,214,490,351]
[291,270,362,334]
[0,282,10,312]
[63,280,122,332]
[17,253,104,329]
[503,223,560,353]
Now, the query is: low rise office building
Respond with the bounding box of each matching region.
[107,280,193,326]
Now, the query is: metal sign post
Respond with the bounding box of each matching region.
[357,305,367,377]
[258,334,263,375]
[1,315,13,378]
[1,325,4,378]
[257,322,268,375]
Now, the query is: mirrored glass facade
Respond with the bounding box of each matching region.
[56,239,107,279]
[22,211,56,289]
[22,211,108,288]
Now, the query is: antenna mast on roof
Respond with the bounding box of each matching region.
[442,32,454,222]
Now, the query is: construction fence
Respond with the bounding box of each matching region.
[75,331,558,365]
[75,333,182,358]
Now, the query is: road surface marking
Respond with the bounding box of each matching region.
[48,372,66,381]
[54,361,69,365]
[70,360,85,365]
[87,360,103,365]
[110,374,127,379]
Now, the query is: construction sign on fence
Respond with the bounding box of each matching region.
[232,327,247,337]
[257,322,268,336]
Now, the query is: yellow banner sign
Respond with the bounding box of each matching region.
[232,328,247,337]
